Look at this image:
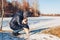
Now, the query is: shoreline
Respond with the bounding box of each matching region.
[41,26,60,38]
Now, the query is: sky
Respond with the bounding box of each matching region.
[7,0,60,14]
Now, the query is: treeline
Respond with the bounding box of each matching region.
[41,14,60,16]
[0,0,40,17]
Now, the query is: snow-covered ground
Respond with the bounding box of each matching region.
[0,16,60,40]
[29,33,60,40]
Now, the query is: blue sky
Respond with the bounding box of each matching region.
[39,0,60,14]
[7,0,60,14]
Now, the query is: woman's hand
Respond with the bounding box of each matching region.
[22,19,27,24]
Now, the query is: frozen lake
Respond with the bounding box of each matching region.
[0,16,60,30]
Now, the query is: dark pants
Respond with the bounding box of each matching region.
[10,21,29,33]
[13,24,29,33]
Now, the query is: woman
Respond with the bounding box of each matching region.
[9,3,30,39]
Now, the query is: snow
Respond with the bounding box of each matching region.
[29,33,60,40]
[1,16,60,31]
[0,16,60,40]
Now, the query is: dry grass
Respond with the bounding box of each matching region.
[41,26,60,37]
